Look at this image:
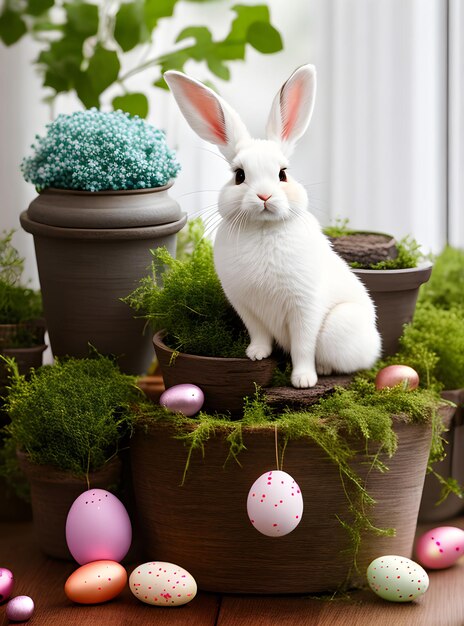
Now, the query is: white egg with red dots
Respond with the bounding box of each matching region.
[366,555,429,602]
[246,469,303,537]
[129,561,197,607]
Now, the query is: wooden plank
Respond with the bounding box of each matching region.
[0,522,220,626]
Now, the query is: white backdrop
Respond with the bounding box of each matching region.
[0,0,459,288]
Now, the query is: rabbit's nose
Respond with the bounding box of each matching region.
[257,193,272,202]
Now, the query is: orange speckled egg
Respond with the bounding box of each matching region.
[65,560,127,604]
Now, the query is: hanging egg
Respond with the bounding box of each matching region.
[65,561,127,604]
[160,384,204,416]
[375,365,419,390]
[246,470,303,537]
[66,489,132,565]
[5,596,34,621]
[0,567,14,602]
[129,561,197,606]
[415,526,464,569]
[367,555,429,602]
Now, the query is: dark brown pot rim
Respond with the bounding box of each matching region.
[38,181,175,196]
[153,330,277,365]
[2,343,47,354]
[17,450,121,484]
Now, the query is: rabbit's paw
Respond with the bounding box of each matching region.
[291,369,318,388]
[246,343,273,361]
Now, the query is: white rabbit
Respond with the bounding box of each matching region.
[165,65,381,388]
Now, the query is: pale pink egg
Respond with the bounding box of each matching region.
[247,469,303,537]
[0,567,14,602]
[415,526,464,569]
[5,595,34,621]
[375,365,419,390]
[160,384,204,417]
[65,560,127,604]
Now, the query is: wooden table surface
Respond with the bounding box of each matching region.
[1,520,464,625]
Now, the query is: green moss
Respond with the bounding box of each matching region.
[2,355,142,479]
[393,303,464,390]
[124,220,248,357]
[419,246,464,310]
[350,236,423,270]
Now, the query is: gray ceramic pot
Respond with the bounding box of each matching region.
[354,263,433,357]
[21,185,186,374]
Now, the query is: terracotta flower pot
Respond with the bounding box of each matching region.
[131,415,435,594]
[353,263,433,357]
[152,331,277,416]
[17,452,122,560]
[20,185,187,375]
[419,388,464,522]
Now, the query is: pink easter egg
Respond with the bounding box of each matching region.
[247,470,303,537]
[415,526,464,569]
[160,384,204,417]
[375,365,419,390]
[66,489,132,565]
[0,567,14,602]
[6,595,34,622]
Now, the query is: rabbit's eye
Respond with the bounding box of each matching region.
[235,168,245,185]
[279,169,287,182]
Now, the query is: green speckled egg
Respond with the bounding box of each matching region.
[366,555,429,602]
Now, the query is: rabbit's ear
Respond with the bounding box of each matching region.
[266,64,316,155]
[164,71,250,161]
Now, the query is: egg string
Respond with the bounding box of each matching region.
[275,424,280,471]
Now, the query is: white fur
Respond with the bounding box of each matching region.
[165,65,382,387]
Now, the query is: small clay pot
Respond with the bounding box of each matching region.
[153,331,277,417]
[17,452,122,560]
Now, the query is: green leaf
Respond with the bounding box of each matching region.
[144,0,176,31]
[247,21,282,54]
[114,3,145,52]
[219,4,271,60]
[64,2,99,38]
[176,25,213,61]
[112,93,149,118]
[73,71,100,108]
[44,69,70,93]
[207,57,230,81]
[86,46,120,96]
[26,0,54,17]
[0,9,27,46]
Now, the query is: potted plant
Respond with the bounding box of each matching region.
[386,246,464,520]
[125,221,277,416]
[1,353,142,559]
[20,109,187,375]
[324,220,432,357]
[130,376,447,594]
[0,230,45,380]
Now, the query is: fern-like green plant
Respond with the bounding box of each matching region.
[419,245,464,310]
[124,222,248,357]
[2,355,143,478]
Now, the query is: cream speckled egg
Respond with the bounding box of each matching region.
[247,470,303,537]
[129,562,197,606]
[367,555,429,602]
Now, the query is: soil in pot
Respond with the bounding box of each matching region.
[153,331,277,417]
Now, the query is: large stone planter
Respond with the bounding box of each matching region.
[20,185,186,375]
[353,263,432,357]
[131,415,434,594]
[153,331,277,416]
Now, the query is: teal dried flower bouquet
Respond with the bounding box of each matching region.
[21,109,180,192]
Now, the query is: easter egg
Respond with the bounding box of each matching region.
[129,561,197,606]
[415,526,464,569]
[375,365,419,390]
[0,567,14,602]
[5,595,34,621]
[246,470,303,537]
[65,560,127,604]
[66,489,132,565]
[160,384,204,417]
[366,555,429,602]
